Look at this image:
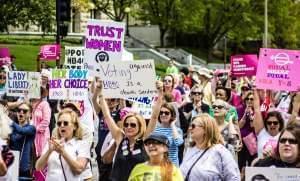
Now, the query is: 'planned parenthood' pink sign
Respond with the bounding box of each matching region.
[256,48,300,91]
[39,44,61,60]
[231,54,257,77]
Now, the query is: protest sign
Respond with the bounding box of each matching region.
[84,19,125,76]
[231,54,258,77]
[132,102,153,119]
[39,44,61,60]
[245,167,300,181]
[128,97,154,105]
[98,60,157,98]
[256,48,300,91]
[64,46,86,69]
[0,47,11,66]
[49,69,88,100]
[6,71,41,98]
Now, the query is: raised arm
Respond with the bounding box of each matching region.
[289,93,300,123]
[253,89,264,134]
[144,81,164,139]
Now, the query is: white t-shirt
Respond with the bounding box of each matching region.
[44,138,90,181]
[257,128,280,158]
[80,98,95,133]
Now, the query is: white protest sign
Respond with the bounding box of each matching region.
[64,46,85,69]
[127,97,154,105]
[98,59,157,98]
[246,167,300,181]
[49,69,88,101]
[6,71,41,99]
[132,101,153,119]
[84,19,125,76]
[11,151,20,181]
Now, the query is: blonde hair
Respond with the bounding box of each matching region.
[122,113,146,140]
[0,105,12,139]
[160,152,173,181]
[55,109,83,140]
[190,113,224,148]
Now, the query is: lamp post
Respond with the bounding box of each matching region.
[124,7,131,36]
[263,0,268,48]
[224,35,227,69]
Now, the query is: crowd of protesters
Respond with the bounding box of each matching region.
[0,57,299,181]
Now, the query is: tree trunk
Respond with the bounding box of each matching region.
[159,28,167,47]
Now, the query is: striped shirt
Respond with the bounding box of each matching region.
[153,125,184,166]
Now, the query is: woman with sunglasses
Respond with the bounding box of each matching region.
[215,86,238,122]
[180,114,240,181]
[253,89,284,158]
[254,121,300,168]
[9,102,36,180]
[129,133,183,181]
[94,79,163,181]
[163,74,182,105]
[35,109,90,180]
[212,99,241,156]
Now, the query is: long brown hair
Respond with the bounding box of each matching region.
[160,152,173,181]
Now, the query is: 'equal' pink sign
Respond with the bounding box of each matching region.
[231,54,258,77]
[256,48,300,91]
[39,44,61,61]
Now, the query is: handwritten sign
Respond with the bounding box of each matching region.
[84,19,125,76]
[128,97,154,105]
[132,102,153,119]
[64,46,86,69]
[39,44,61,60]
[0,47,11,66]
[49,69,88,100]
[6,71,41,98]
[231,54,258,77]
[246,167,300,181]
[98,60,157,98]
[256,48,300,91]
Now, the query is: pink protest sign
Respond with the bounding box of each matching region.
[256,48,300,91]
[39,44,61,61]
[231,54,258,77]
[0,47,11,66]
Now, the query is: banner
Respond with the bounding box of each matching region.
[98,60,157,98]
[256,48,300,91]
[231,54,258,77]
[84,19,125,76]
[245,167,300,181]
[39,44,61,60]
[49,69,88,100]
[64,46,86,69]
[0,47,11,66]
[6,71,41,99]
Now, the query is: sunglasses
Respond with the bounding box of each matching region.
[216,93,225,97]
[241,87,250,91]
[279,138,297,145]
[163,79,172,83]
[191,92,202,96]
[144,140,162,146]
[245,97,254,101]
[17,108,29,114]
[190,123,203,129]
[160,111,171,116]
[57,121,70,127]
[212,105,224,110]
[124,122,137,128]
[266,121,279,126]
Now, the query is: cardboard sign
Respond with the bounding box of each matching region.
[132,102,153,119]
[0,47,11,66]
[256,48,300,91]
[245,167,300,181]
[84,19,125,76]
[49,69,88,100]
[98,60,157,98]
[6,71,41,98]
[39,44,61,60]
[64,46,86,69]
[231,54,258,77]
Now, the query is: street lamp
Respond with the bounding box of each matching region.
[224,35,227,69]
[263,0,268,48]
[124,7,131,36]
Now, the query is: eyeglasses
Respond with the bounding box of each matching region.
[245,97,254,101]
[163,79,172,83]
[212,105,224,110]
[160,111,171,116]
[144,140,162,146]
[190,123,203,129]
[241,87,250,91]
[191,92,202,96]
[57,121,70,127]
[124,122,137,128]
[266,121,279,126]
[279,138,297,145]
[17,108,29,114]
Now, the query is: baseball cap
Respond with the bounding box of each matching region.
[144,133,169,147]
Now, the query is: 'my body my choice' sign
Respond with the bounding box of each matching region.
[84,19,125,76]
[98,60,157,98]
[49,69,88,100]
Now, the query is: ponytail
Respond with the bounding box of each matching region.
[160,153,173,181]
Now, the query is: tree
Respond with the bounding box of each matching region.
[138,0,179,47]
[91,0,136,21]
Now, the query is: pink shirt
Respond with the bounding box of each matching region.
[172,89,182,104]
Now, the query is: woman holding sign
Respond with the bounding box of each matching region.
[94,79,163,181]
